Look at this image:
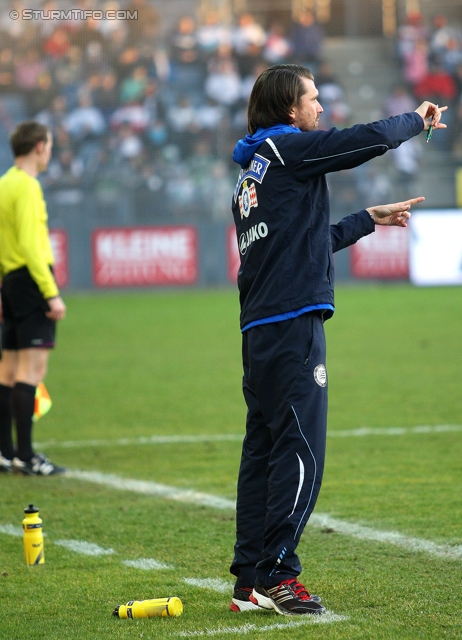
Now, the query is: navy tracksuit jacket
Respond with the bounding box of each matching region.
[230,113,424,588]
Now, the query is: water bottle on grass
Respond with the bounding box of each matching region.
[113,597,183,618]
[23,504,44,566]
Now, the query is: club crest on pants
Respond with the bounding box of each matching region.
[314,364,327,387]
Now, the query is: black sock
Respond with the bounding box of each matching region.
[0,383,15,459]
[13,382,36,461]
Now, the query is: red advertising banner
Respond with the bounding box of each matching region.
[350,226,409,279]
[92,226,198,287]
[227,224,240,283]
[49,229,69,289]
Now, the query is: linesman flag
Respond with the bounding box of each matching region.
[33,382,52,422]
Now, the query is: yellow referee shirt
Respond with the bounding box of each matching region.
[0,166,58,299]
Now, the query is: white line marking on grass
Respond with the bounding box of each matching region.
[0,520,344,628]
[122,558,173,570]
[309,514,462,560]
[329,425,462,437]
[173,612,348,637]
[63,470,462,561]
[0,524,23,537]
[35,434,244,449]
[183,578,233,594]
[65,469,235,510]
[54,539,115,556]
[35,424,462,450]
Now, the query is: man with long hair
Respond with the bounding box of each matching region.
[230,64,446,615]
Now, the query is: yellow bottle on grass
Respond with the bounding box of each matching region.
[113,597,183,618]
[22,504,44,566]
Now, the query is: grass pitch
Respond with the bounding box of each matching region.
[1,285,461,639]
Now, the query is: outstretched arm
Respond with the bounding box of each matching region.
[367,196,425,227]
[330,196,425,252]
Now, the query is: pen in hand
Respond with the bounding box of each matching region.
[426,124,433,143]
[427,104,438,143]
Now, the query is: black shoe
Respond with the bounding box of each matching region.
[0,453,13,473]
[231,583,322,612]
[230,587,261,612]
[229,587,261,613]
[250,578,326,616]
[13,452,66,476]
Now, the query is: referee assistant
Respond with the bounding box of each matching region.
[0,121,66,476]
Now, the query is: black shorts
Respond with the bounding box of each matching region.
[1,267,56,351]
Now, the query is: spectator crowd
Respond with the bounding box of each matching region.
[396,12,462,160]
[0,1,332,222]
[333,11,462,207]
[3,2,459,222]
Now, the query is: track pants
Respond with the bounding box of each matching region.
[230,311,328,588]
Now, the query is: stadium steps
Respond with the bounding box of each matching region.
[0,94,28,174]
[323,36,456,208]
